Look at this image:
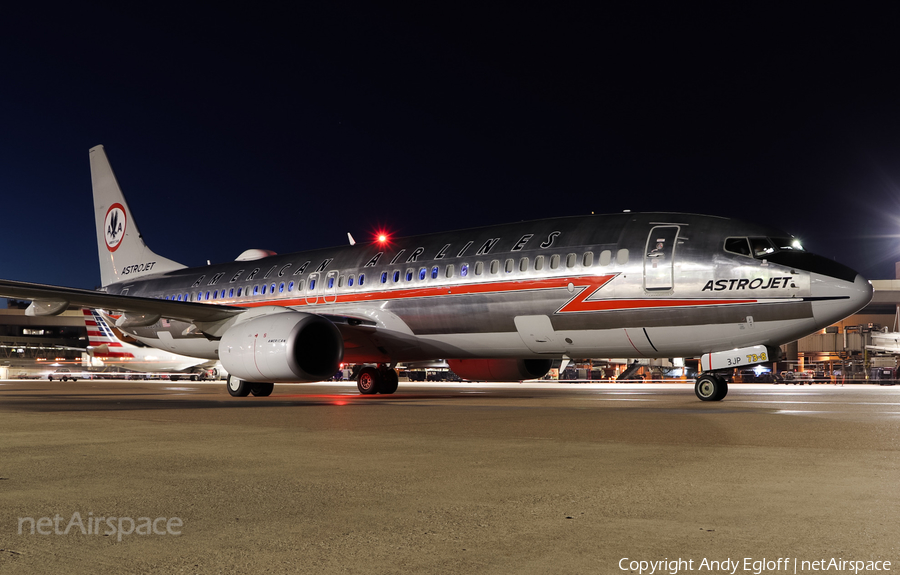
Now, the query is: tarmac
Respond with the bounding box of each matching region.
[0,379,897,574]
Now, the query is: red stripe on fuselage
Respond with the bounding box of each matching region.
[207,273,760,314]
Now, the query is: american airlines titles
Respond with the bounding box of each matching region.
[185,231,563,288]
[365,231,560,268]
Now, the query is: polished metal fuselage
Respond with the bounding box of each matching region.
[106,212,872,363]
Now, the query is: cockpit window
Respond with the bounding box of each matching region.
[726,236,804,259]
[749,238,775,257]
[770,237,803,251]
[724,237,751,257]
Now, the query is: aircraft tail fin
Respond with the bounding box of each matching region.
[82,309,138,359]
[82,309,126,348]
[90,145,186,287]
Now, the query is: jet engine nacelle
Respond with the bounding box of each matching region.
[219,311,343,383]
[447,358,553,382]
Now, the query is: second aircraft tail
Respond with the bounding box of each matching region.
[90,145,186,287]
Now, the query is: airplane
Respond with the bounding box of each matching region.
[0,145,873,401]
[82,309,225,380]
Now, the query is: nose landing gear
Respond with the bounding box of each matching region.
[695,373,728,401]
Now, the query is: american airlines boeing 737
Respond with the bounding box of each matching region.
[0,146,873,400]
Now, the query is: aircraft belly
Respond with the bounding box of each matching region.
[384,292,813,335]
[421,315,821,359]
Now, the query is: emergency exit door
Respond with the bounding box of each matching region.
[644,226,679,291]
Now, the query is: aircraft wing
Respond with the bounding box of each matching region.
[0,279,244,324]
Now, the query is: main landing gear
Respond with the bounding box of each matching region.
[356,365,399,395]
[694,373,728,401]
[226,375,274,397]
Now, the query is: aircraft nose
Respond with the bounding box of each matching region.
[811,273,873,329]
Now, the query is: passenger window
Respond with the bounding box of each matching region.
[616,249,629,265]
[419,268,427,281]
[381,272,388,284]
[599,250,612,266]
[519,257,529,272]
[489,260,499,274]
[338,276,344,288]
[535,255,544,271]
[297,280,304,291]
[261,285,267,295]
[550,255,560,270]
[475,261,484,275]
[505,259,514,273]
[406,269,414,282]
[724,237,752,256]
[271,283,276,293]
[446,264,455,278]
[237,287,242,297]
[393,271,400,283]
[279,282,285,293]
[359,274,365,286]
[327,277,334,289]
[309,279,316,290]
[432,266,439,279]
[347,276,353,287]
[205,291,211,300]
[566,253,577,268]
[288,281,294,291]
[229,288,234,298]
[461,264,469,277]
[583,252,593,267]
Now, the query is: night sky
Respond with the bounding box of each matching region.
[3,5,900,290]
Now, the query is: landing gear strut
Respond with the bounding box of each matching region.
[695,373,728,401]
[356,364,399,395]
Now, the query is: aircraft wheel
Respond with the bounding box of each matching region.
[250,382,274,397]
[695,374,726,401]
[715,379,728,400]
[357,367,381,395]
[379,368,399,394]
[227,375,251,397]
[71,378,78,382]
